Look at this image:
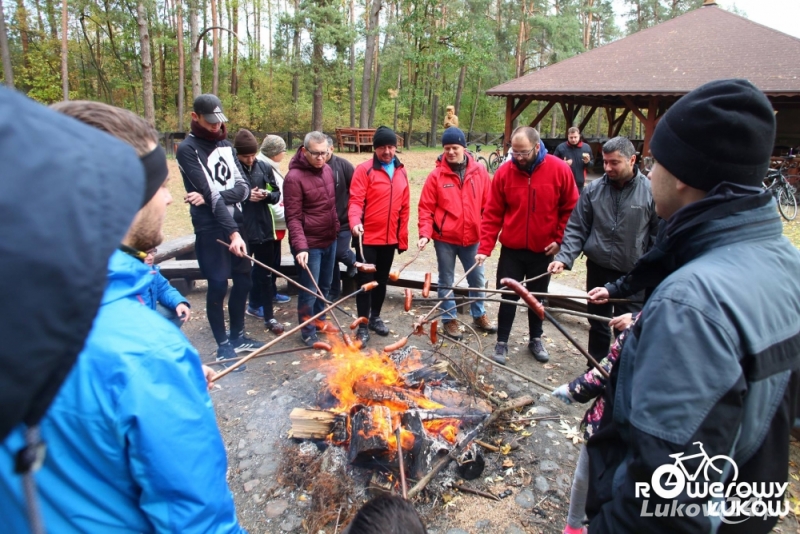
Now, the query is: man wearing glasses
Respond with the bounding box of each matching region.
[284,131,340,346]
[476,126,578,365]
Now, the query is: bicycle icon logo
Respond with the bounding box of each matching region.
[651,441,739,499]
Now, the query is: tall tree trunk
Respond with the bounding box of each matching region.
[44,0,57,39]
[453,64,465,115]
[405,62,419,144]
[468,77,480,137]
[0,0,13,87]
[137,0,156,125]
[190,0,201,98]
[428,63,439,147]
[33,0,45,37]
[230,0,238,94]
[359,0,380,127]
[211,0,219,95]
[392,64,400,131]
[15,0,29,69]
[177,0,185,129]
[60,0,67,97]
[290,0,299,103]
[348,0,355,126]
[311,38,323,131]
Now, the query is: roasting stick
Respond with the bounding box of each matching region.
[388,248,422,281]
[355,232,377,272]
[544,309,609,379]
[421,263,479,323]
[415,298,613,324]
[209,345,327,365]
[211,283,378,381]
[433,284,633,303]
[302,263,351,345]
[215,239,358,319]
[395,426,408,499]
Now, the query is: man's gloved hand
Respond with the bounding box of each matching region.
[552,384,574,405]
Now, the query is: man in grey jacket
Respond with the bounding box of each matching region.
[549,136,658,362]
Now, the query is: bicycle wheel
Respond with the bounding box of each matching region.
[488,153,500,173]
[476,156,489,170]
[778,185,797,221]
[704,454,739,484]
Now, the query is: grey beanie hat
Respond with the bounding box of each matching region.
[260,135,287,158]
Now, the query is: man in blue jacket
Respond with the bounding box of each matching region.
[0,101,246,534]
[585,79,800,533]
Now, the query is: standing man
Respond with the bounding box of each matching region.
[548,136,658,363]
[0,100,246,533]
[349,126,410,345]
[325,135,358,300]
[234,129,285,336]
[284,131,340,346]
[177,94,262,367]
[418,127,496,340]
[585,79,800,533]
[553,127,594,193]
[476,126,578,365]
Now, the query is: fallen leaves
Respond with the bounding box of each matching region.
[559,420,583,444]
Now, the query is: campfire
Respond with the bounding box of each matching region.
[289,341,493,483]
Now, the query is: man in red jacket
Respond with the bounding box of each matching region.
[284,131,340,346]
[476,126,578,365]
[349,126,410,345]
[418,127,496,341]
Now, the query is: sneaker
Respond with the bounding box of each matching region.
[356,325,370,345]
[229,334,265,354]
[265,318,285,335]
[563,526,587,534]
[529,337,550,362]
[302,332,320,347]
[216,342,246,372]
[493,341,508,364]
[246,306,264,319]
[368,316,390,336]
[442,320,463,341]
[314,319,340,333]
[472,314,497,334]
[273,293,291,304]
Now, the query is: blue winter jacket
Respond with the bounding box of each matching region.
[144,264,189,312]
[586,186,800,533]
[0,251,245,534]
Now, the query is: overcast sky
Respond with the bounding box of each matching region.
[612,0,800,39]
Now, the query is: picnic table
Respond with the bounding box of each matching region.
[335,127,404,153]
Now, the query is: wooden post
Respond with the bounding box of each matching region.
[503,97,513,154]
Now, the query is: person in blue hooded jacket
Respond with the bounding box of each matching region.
[143,248,191,328]
[0,101,246,534]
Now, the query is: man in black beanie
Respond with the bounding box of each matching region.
[585,79,800,533]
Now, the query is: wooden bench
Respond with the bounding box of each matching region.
[335,127,404,153]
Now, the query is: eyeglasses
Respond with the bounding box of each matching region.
[306,150,328,158]
[510,148,535,158]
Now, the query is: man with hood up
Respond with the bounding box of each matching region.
[0,100,246,533]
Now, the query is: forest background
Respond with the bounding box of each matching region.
[0,0,725,141]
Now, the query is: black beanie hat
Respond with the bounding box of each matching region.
[234,129,259,155]
[441,127,467,148]
[373,126,398,148]
[649,78,775,191]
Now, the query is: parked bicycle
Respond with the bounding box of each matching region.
[487,144,506,174]
[473,144,490,170]
[764,154,797,221]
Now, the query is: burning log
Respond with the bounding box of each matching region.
[427,388,493,413]
[352,379,428,410]
[349,405,393,463]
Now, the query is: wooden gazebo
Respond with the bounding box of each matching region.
[487,2,800,156]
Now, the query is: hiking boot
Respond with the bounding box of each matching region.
[229,334,265,354]
[493,342,508,365]
[265,318,285,335]
[216,342,246,372]
[368,316,390,336]
[529,337,550,362]
[273,293,291,303]
[472,314,497,334]
[442,320,463,341]
[356,325,371,345]
[245,306,264,319]
[301,332,320,347]
[314,319,340,333]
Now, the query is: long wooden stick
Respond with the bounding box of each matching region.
[211,284,375,381]
[454,483,500,501]
[209,345,318,365]
[395,426,407,499]
[434,285,633,302]
[416,298,613,324]
[544,309,609,379]
[406,395,534,499]
[302,262,349,344]
[421,263,479,323]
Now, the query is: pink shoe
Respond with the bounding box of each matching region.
[563,526,587,534]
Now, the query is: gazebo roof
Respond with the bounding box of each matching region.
[487,4,800,99]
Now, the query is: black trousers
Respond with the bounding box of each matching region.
[585,258,643,360]
[248,240,276,321]
[495,247,552,343]
[355,244,396,319]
